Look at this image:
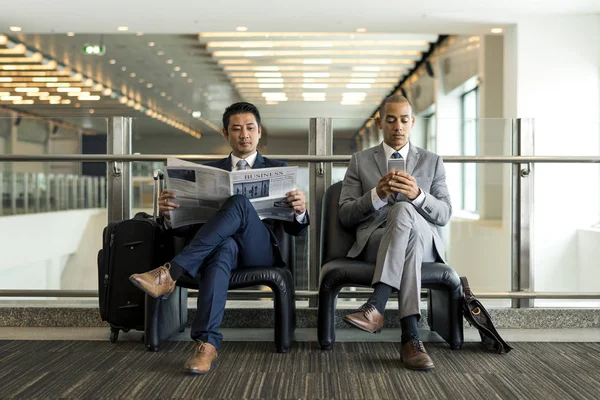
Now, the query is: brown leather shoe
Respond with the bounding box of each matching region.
[401,340,435,371]
[184,342,218,375]
[343,303,384,333]
[129,263,176,299]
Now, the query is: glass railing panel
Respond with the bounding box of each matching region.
[532,163,600,308]
[0,162,107,305]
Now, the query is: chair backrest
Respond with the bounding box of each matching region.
[320,181,356,265]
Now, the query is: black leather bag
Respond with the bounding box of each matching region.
[460,277,513,354]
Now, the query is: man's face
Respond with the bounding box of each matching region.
[377,101,415,150]
[222,113,261,158]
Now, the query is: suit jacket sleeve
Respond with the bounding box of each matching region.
[416,155,452,226]
[277,160,310,236]
[338,153,378,228]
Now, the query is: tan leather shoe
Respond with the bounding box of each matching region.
[401,340,435,371]
[129,263,176,299]
[184,342,218,375]
[343,303,384,333]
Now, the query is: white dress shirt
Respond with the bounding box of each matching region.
[370,142,426,210]
[231,152,307,223]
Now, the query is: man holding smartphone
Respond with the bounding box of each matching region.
[338,95,452,371]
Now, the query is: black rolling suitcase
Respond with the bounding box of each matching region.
[97,170,175,343]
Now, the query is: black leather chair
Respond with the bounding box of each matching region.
[317,182,463,350]
[144,220,297,353]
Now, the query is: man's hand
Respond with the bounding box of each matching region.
[389,171,421,200]
[375,171,400,200]
[158,189,179,219]
[286,190,306,215]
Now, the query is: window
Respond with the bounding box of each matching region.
[461,87,478,213]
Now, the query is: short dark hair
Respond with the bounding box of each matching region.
[378,94,414,119]
[222,102,262,130]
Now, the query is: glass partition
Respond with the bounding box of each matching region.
[1,114,599,310]
[532,163,600,308]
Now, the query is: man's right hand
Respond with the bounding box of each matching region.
[158,189,178,218]
[376,172,399,200]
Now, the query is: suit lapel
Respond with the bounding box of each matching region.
[406,143,420,176]
[220,155,233,172]
[373,143,388,177]
[253,152,266,169]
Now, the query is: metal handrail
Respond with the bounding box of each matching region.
[1,155,600,163]
[1,289,600,299]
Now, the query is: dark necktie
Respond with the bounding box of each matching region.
[237,159,249,170]
[391,151,402,159]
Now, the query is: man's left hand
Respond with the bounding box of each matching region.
[389,172,421,200]
[286,190,307,214]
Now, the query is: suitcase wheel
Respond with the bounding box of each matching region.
[110,329,119,343]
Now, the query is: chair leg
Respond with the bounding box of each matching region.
[428,287,463,349]
[271,278,293,353]
[318,283,343,351]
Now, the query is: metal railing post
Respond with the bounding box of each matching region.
[308,117,333,307]
[512,118,535,308]
[34,173,40,213]
[107,117,132,222]
[11,172,17,215]
[23,172,29,214]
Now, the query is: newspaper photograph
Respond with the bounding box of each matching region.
[165,157,298,228]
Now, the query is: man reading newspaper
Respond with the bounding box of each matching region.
[129,102,309,375]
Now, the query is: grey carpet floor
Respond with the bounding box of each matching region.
[1,340,600,399]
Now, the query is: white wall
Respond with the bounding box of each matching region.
[507,15,600,293]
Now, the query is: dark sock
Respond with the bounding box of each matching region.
[401,314,420,344]
[367,282,393,314]
[168,261,184,280]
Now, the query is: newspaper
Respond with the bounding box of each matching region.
[165,157,297,228]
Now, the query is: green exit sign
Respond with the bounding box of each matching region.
[82,44,105,55]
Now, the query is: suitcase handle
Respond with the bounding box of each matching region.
[153,169,165,220]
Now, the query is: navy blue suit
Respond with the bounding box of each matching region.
[170,153,309,349]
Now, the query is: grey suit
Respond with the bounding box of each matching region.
[338,142,452,318]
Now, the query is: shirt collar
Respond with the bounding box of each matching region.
[382,141,410,160]
[231,151,258,170]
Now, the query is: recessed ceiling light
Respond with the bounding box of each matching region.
[136,32,144,36]
[121,66,127,71]
[181,72,188,77]
[148,42,155,47]
[236,26,248,32]
[130,72,136,78]
[9,26,22,32]
[157,51,165,56]
[109,59,116,64]
[167,96,172,100]
[160,92,166,97]
[67,32,75,37]
[146,83,153,88]
[187,78,193,83]
[356,28,367,33]
[117,26,129,31]
[89,109,95,114]
[491,28,503,34]
[174,66,181,71]
[166,59,173,64]
[178,103,183,108]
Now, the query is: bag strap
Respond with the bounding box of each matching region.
[460,276,473,299]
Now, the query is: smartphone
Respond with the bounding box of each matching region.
[387,158,406,173]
